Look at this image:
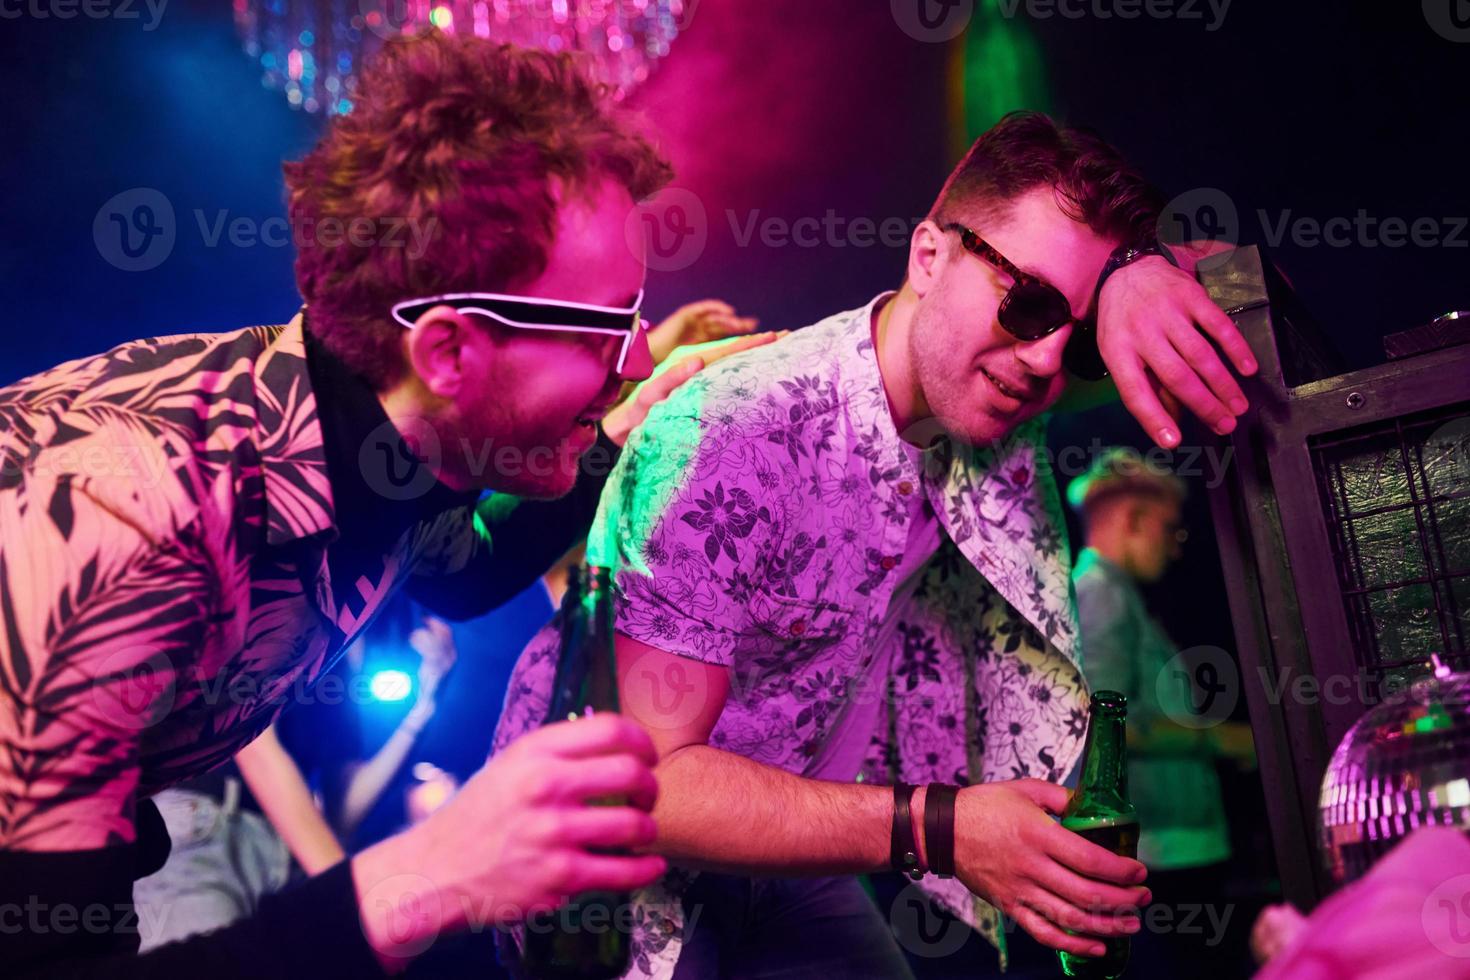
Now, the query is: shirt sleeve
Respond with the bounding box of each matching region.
[587,386,780,668]
[406,429,621,620]
[3,851,384,979]
[1074,570,1141,702]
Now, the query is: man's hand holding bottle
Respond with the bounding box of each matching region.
[350,714,664,970]
[909,780,1150,959]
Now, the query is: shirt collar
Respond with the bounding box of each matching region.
[251,309,476,551]
[301,313,479,554]
[251,311,336,548]
[840,293,1082,662]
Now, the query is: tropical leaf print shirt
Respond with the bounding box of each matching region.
[494,294,1092,978]
[0,313,611,971]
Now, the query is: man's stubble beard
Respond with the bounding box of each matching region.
[907,300,987,447]
[443,388,574,500]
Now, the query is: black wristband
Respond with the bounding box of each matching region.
[891,782,924,879]
[924,783,959,879]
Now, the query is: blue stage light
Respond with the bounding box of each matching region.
[369,668,413,703]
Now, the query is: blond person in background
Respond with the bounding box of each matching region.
[1070,448,1257,978]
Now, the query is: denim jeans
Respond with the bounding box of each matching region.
[669,873,916,979]
[132,784,292,951]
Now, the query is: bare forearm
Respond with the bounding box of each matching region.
[340,710,429,836]
[236,730,346,875]
[649,744,893,876]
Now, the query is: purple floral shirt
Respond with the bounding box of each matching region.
[494,295,1090,976]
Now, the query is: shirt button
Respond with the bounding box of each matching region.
[898,480,914,496]
[790,618,807,635]
[881,556,897,570]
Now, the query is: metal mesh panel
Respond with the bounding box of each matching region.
[1313,403,1470,689]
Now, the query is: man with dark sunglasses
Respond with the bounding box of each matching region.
[494,110,1258,978]
[0,32,769,978]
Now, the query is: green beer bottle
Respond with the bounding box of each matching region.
[521,566,632,980]
[1056,690,1140,980]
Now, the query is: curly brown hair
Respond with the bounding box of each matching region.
[283,31,673,388]
[930,111,1162,249]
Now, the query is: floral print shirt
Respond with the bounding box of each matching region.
[494,294,1091,977]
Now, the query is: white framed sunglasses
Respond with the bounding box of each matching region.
[390,288,654,381]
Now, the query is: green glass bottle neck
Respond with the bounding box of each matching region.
[581,565,620,714]
[1078,708,1127,798]
[545,565,621,723]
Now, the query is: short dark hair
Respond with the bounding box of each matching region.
[929,111,1161,247]
[284,32,673,389]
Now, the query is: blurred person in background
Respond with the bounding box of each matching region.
[1069,447,1258,979]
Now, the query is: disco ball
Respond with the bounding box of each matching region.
[1319,655,1470,885]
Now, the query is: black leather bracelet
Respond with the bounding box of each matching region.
[891,782,924,879]
[924,783,960,879]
